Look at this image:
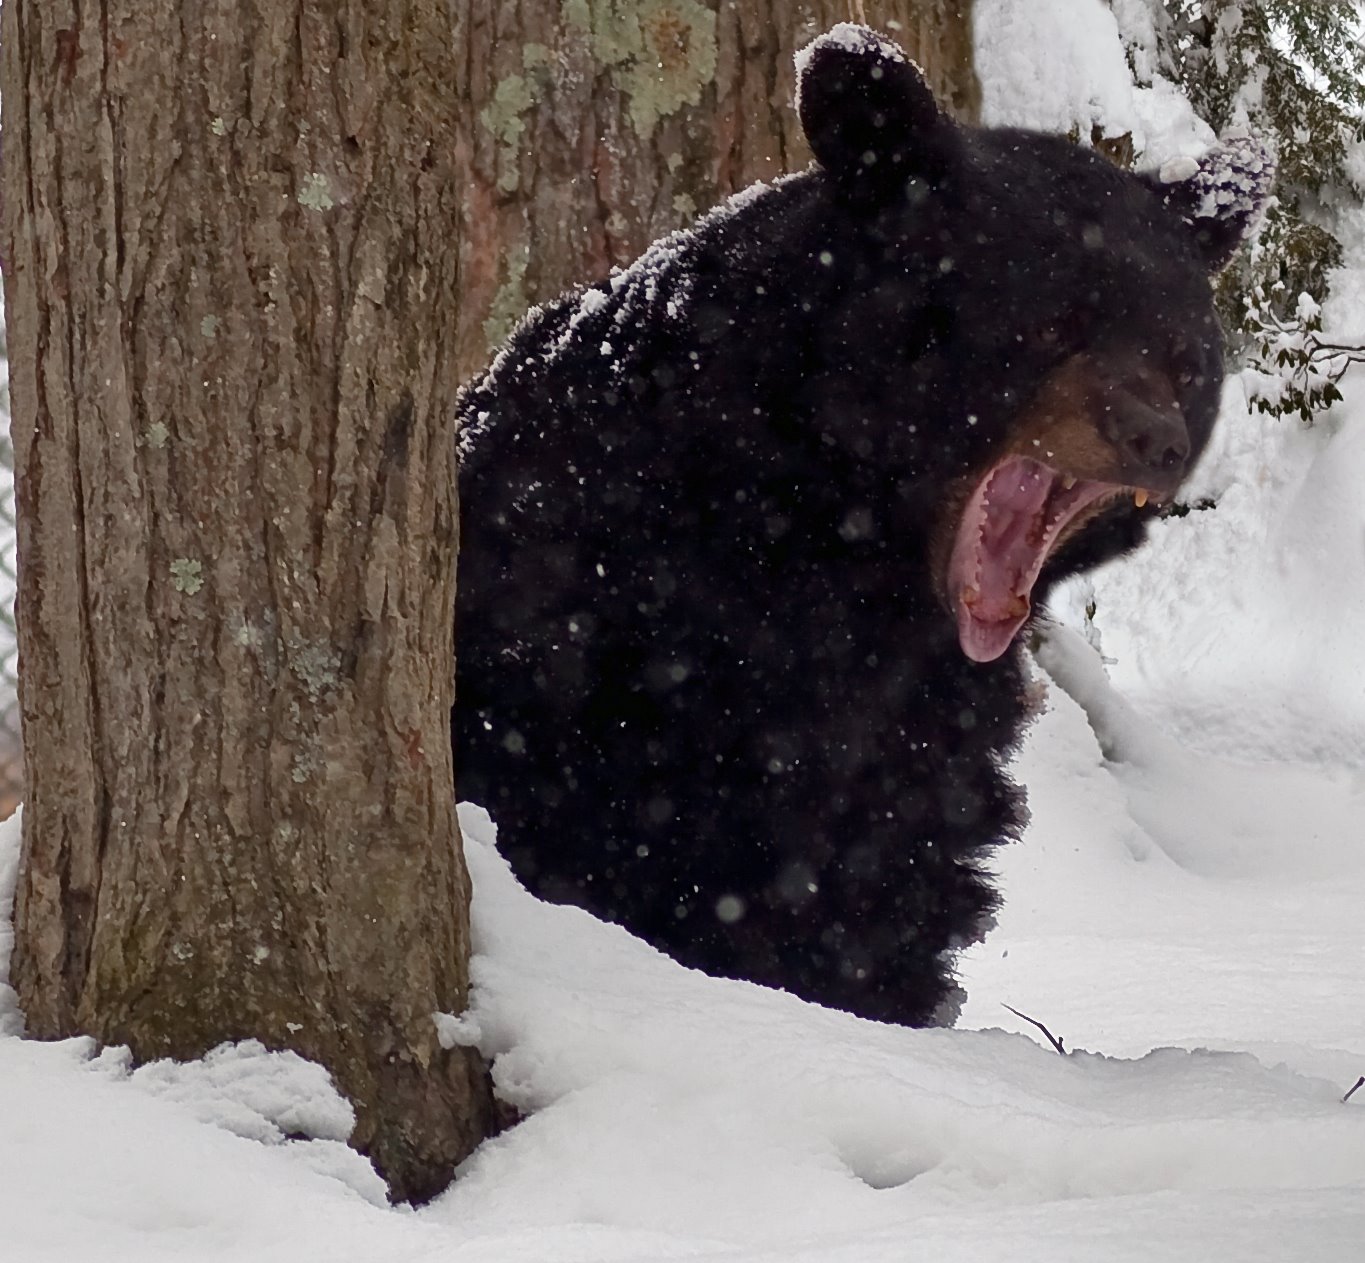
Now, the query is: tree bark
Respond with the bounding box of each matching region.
[2,0,492,1202]
[454,0,978,379]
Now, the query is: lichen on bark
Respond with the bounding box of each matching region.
[565,0,719,136]
[455,1,978,382]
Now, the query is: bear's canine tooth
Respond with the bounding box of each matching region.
[1134,488,1149,508]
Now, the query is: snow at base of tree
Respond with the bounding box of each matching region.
[1,2,1362,1259]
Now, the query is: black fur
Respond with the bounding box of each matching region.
[454,27,1263,1024]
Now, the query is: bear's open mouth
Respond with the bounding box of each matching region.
[947,455,1153,663]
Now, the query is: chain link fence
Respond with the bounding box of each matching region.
[0,321,21,817]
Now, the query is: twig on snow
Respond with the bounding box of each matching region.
[1343,1076,1364,1104]
[1002,1003,1067,1057]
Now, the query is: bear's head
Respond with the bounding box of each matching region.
[795,25,1272,662]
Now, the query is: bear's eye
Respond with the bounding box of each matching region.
[1029,323,1064,352]
[1169,338,1204,389]
[1170,343,1203,388]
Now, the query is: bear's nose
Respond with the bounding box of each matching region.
[1107,395,1190,481]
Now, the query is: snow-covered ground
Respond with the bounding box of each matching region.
[4,530,1364,1263]
[2,2,1363,1259]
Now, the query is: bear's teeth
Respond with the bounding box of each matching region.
[1134,488,1148,508]
[1061,475,1077,490]
[960,586,1028,619]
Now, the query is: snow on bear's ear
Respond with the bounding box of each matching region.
[1144,136,1276,273]
[796,24,956,194]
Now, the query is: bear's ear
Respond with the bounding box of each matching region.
[795,24,956,192]
[1143,136,1276,273]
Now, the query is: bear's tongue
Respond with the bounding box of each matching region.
[948,456,1115,663]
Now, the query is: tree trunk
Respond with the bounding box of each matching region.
[2,0,492,1202]
[454,0,978,379]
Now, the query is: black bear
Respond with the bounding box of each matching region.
[455,25,1270,1025]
